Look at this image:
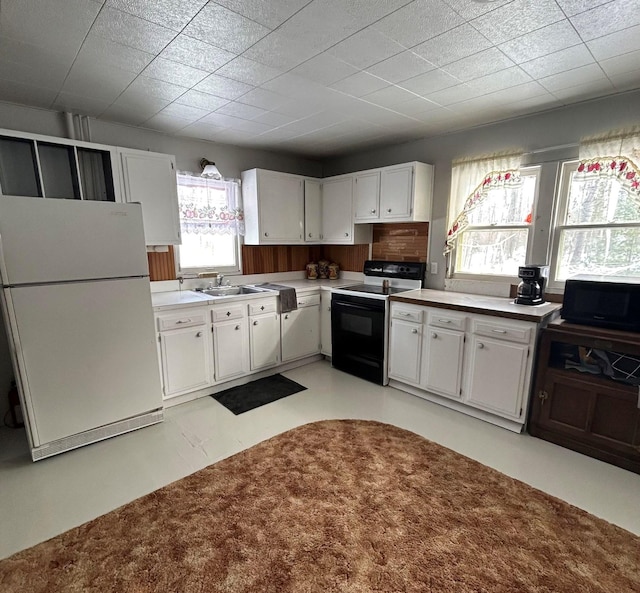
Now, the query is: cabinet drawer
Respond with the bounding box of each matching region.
[248,299,277,315]
[473,320,531,344]
[428,310,466,331]
[212,303,245,322]
[392,306,423,323]
[296,293,320,308]
[157,309,207,330]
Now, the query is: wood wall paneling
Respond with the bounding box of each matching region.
[148,246,176,281]
[372,223,428,262]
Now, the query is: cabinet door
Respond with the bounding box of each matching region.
[257,171,304,243]
[160,326,213,398]
[320,290,332,356]
[354,171,380,222]
[281,305,320,362]
[422,327,464,399]
[380,164,413,221]
[120,150,181,245]
[304,179,322,242]
[213,318,249,382]
[321,176,354,243]
[464,335,528,418]
[249,313,280,370]
[388,319,423,385]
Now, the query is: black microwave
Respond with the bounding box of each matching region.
[562,275,640,332]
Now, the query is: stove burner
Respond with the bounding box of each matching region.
[339,284,408,295]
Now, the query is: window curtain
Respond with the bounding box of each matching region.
[577,128,640,202]
[444,152,523,268]
[176,172,244,236]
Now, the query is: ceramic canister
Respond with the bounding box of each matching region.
[306,262,318,279]
[318,259,330,279]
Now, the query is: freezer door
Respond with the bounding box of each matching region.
[8,277,162,446]
[0,196,148,285]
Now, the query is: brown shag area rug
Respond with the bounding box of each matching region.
[1,420,638,593]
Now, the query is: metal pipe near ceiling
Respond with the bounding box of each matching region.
[63,112,77,140]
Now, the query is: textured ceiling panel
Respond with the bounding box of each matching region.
[0,0,637,157]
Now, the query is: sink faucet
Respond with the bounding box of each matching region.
[217,274,225,287]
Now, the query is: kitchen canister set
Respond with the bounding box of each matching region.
[306,260,339,280]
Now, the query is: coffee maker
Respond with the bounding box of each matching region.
[515,265,549,305]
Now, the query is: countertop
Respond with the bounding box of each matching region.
[391,289,562,323]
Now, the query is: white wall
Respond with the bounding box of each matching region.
[322,89,640,290]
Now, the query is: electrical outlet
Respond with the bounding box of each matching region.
[430,262,438,275]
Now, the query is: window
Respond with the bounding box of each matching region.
[550,160,640,285]
[175,173,244,275]
[454,167,540,278]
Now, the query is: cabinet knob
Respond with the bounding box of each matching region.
[327,307,331,311]
[411,328,418,334]
[284,314,289,319]
[196,331,202,337]
[371,209,376,214]
[345,232,349,237]
[260,305,265,311]
[235,325,240,330]
[478,342,484,349]
[431,332,437,338]
[308,233,312,237]
[226,311,231,316]
[387,208,392,213]
[175,319,192,324]
[253,321,258,326]
[264,232,269,237]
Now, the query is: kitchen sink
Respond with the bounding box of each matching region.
[194,285,270,297]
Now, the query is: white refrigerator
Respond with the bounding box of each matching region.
[0,196,163,461]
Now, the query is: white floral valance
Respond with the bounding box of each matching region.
[444,152,523,258]
[176,172,244,236]
[577,128,640,201]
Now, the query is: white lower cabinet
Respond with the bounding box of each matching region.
[281,293,320,362]
[388,302,537,430]
[249,298,280,371]
[320,290,332,356]
[212,303,249,383]
[156,308,213,399]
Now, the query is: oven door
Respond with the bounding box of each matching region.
[331,293,387,384]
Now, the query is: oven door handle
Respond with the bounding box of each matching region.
[334,301,382,312]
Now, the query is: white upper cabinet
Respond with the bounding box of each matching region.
[119,148,181,246]
[242,168,304,245]
[353,162,434,224]
[321,175,372,245]
[304,178,322,242]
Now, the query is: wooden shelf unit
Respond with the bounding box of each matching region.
[528,320,640,474]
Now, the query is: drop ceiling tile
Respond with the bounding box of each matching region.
[399,69,461,95]
[570,0,640,42]
[143,57,209,87]
[112,91,172,112]
[195,75,254,100]
[365,51,436,84]
[290,54,359,86]
[586,24,640,61]
[159,35,236,72]
[0,32,75,75]
[539,63,608,92]
[261,73,321,99]
[211,129,257,144]
[238,88,288,111]
[361,85,419,108]
[443,47,515,82]
[471,0,566,45]
[0,78,58,109]
[126,75,188,101]
[159,102,210,122]
[520,44,595,79]
[242,29,317,70]
[0,0,101,61]
[212,0,311,29]
[175,89,229,111]
[143,113,193,133]
[441,0,513,20]
[74,35,154,74]
[498,20,583,64]
[555,0,611,17]
[424,83,485,106]
[609,69,640,92]
[252,111,298,127]
[274,98,323,118]
[200,112,249,128]
[362,110,419,128]
[183,3,271,54]
[61,63,137,102]
[91,6,177,54]
[0,55,68,91]
[100,104,161,125]
[52,92,112,117]
[412,24,492,68]
[327,29,405,70]
[600,50,640,77]
[178,122,227,140]
[373,0,465,48]
[216,102,268,120]
[465,66,532,94]
[214,57,283,86]
[331,73,390,97]
[389,97,441,116]
[105,0,208,31]
[551,78,616,102]
[227,119,272,134]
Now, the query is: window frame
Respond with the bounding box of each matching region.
[451,165,542,283]
[173,176,243,277]
[548,160,640,291]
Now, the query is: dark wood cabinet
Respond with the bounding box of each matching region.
[528,320,640,474]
